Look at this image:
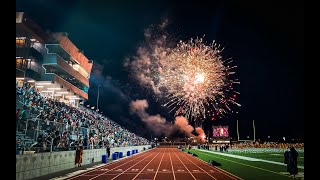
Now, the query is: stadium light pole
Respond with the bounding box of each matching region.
[237,120,240,141]
[97,84,101,110]
[253,120,256,142]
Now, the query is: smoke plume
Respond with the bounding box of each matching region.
[174,116,195,138]
[130,99,172,136]
[195,127,206,142]
[130,99,198,138]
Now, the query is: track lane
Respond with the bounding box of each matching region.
[169,148,195,180]
[65,147,241,180]
[130,148,166,180]
[171,149,197,180]
[115,148,163,180]
[69,149,157,180]
[66,149,154,179]
[96,150,158,180]
[154,148,175,180]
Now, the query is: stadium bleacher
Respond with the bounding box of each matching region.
[16,81,150,154]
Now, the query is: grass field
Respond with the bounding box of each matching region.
[228,151,304,166]
[185,149,304,180]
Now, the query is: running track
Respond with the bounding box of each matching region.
[65,148,242,180]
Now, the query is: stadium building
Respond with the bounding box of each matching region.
[16,12,93,107]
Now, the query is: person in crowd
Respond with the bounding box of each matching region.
[20,105,27,122]
[16,108,21,130]
[16,139,21,155]
[16,108,20,124]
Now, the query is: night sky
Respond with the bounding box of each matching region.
[16,0,304,141]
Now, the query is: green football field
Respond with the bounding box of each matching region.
[185,149,304,180]
[228,151,304,166]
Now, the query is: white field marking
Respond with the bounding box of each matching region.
[198,149,304,169]
[279,172,304,178]
[195,150,291,178]
[49,164,106,180]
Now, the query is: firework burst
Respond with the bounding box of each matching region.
[128,25,240,122]
[159,38,240,119]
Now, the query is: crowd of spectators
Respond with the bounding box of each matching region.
[230,141,304,149]
[16,81,150,153]
[207,141,304,153]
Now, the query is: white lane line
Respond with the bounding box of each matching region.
[185,151,242,180]
[66,148,153,180]
[169,148,176,180]
[153,148,166,180]
[189,151,242,179]
[173,149,197,180]
[109,150,161,180]
[132,149,163,180]
[89,150,156,180]
[179,151,218,180]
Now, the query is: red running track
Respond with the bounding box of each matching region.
[65,148,242,180]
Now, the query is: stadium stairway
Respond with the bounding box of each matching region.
[16,131,35,149]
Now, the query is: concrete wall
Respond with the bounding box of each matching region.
[16,145,151,180]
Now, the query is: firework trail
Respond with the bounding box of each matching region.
[128,20,240,122]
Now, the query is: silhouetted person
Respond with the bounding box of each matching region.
[287,147,298,178]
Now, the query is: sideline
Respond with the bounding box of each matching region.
[197,149,304,169]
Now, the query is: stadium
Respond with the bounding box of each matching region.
[16,1,304,180]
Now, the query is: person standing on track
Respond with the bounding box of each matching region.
[75,145,84,167]
[106,142,111,159]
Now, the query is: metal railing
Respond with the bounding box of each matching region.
[30,43,46,54]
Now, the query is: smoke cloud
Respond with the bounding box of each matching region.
[130,99,172,136]
[91,62,128,102]
[130,99,199,138]
[195,127,206,142]
[125,19,170,96]
[174,116,195,138]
